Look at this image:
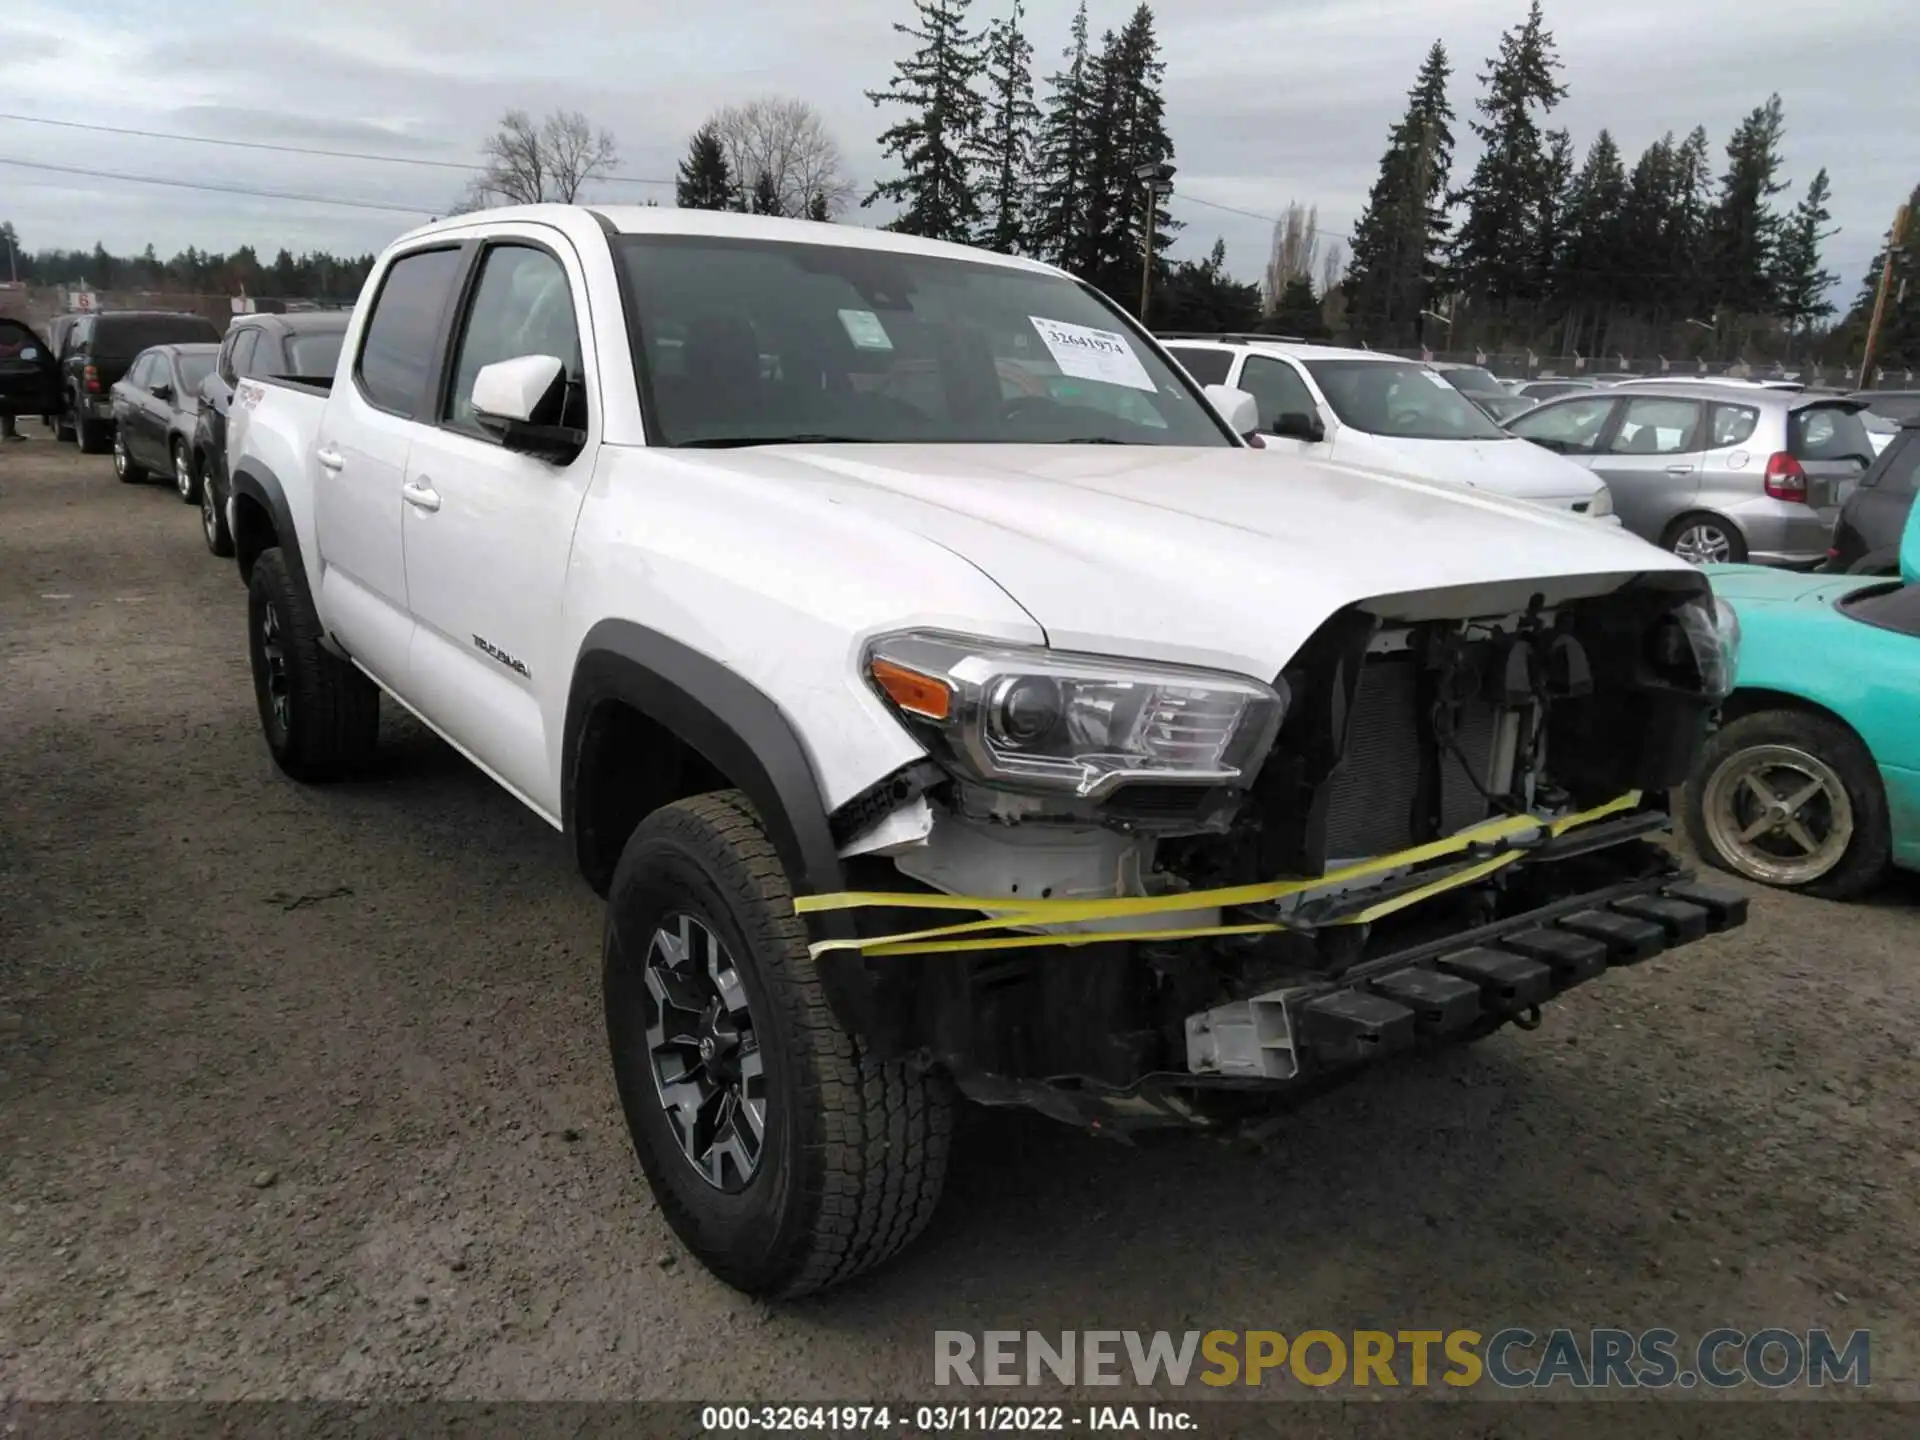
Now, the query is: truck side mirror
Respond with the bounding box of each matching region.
[471,353,585,463]
[1202,384,1260,442]
[1270,410,1326,444]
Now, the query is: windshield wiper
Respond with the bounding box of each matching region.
[678,433,875,449]
[1043,436,1131,445]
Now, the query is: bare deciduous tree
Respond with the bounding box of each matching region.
[463,108,619,210]
[1264,201,1322,312]
[708,96,854,219]
[1319,240,1345,299]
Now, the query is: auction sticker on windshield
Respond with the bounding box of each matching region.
[1028,316,1155,392]
[839,309,894,351]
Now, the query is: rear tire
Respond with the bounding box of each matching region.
[201,461,235,557]
[173,439,200,504]
[77,410,109,455]
[246,547,379,782]
[1683,708,1890,900]
[1661,512,1747,566]
[112,428,145,484]
[604,791,953,1297]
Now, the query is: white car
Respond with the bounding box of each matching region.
[1162,338,1615,519]
[224,205,1745,1297]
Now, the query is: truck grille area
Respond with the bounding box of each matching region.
[1321,655,1500,861]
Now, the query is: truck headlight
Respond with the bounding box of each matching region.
[1586,484,1613,518]
[865,632,1288,798]
[1665,595,1741,698]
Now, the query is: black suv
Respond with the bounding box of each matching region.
[1827,419,1918,575]
[192,311,348,556]
[58,310,222,452]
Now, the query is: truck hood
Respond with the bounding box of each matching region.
[1339,433,1599,503]
[681,444,1698,677]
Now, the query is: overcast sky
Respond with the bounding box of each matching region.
[1,0,1912,302]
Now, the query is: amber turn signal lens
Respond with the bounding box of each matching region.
[870,658,953,721]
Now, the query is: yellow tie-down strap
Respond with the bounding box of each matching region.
[794,791,1643,960]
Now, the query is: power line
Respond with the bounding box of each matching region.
[0,156,435,216]
[0,112,676,187]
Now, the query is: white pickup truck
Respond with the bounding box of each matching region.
[226,204,1747,1297]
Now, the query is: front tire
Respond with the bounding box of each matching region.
[246,547,379,782]
[604,792,953,1297]
[201,460,235,557]
[1683,708,1890,900]
[173,439,201,503]
[112,428,145,483]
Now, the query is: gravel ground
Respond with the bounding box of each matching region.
[2,435,1917,1421]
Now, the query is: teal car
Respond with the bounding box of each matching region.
[1683,499,1920,898]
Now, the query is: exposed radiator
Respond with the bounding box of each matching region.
[1321,655,1500,861]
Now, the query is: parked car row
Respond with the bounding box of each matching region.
[2,306,350,553]
[1158,335,1914,579]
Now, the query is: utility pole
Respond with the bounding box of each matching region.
[1133,160,1176,324]
[1859,201,1910,388]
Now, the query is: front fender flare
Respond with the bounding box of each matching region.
[564,620,883,1039]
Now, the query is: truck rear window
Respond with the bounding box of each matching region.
[1789,405,1874,465]
[95,317,221,358]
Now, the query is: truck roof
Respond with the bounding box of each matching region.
[392,204,1066,279]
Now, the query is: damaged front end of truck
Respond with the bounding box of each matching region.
[825,569,1750,1132]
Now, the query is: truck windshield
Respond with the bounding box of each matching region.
[1303,359,1511,441]
[613,234,1231,448]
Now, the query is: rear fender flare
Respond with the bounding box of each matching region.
[227,460,310,600]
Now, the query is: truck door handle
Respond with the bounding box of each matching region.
[401,478,441,513]
[316,446,345,472]
[1664,464,1695,476]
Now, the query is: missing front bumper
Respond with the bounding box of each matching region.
[1184,875,1748,1081]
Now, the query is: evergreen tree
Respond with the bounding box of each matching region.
[750,169,783,216]
[1534,128,1576,297]
[1773,167,1837,353]
[1269,275,1332,339]
[1076,5,1176,307]
[676,124,739,211]
[1554,130,1628,345]
[1153,237,1262,333]
[1342,40,1455,344]
[972,0,1040,254]
[1703,94,1789,317]
[864,0,985,243]
[1448,0,1568,306]
[1617,134,1677,315]
[1665,126,1716,321]
[1028,1,1094,268]
[807,191,832,222]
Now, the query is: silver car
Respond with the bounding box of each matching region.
[1504,382,1875,567]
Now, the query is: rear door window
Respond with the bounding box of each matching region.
[1609,399,1702,456]
[1790,405,1875,466]
[355,247,464,416]
[1707,402,1760,449]
[1163,346,1232,385]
